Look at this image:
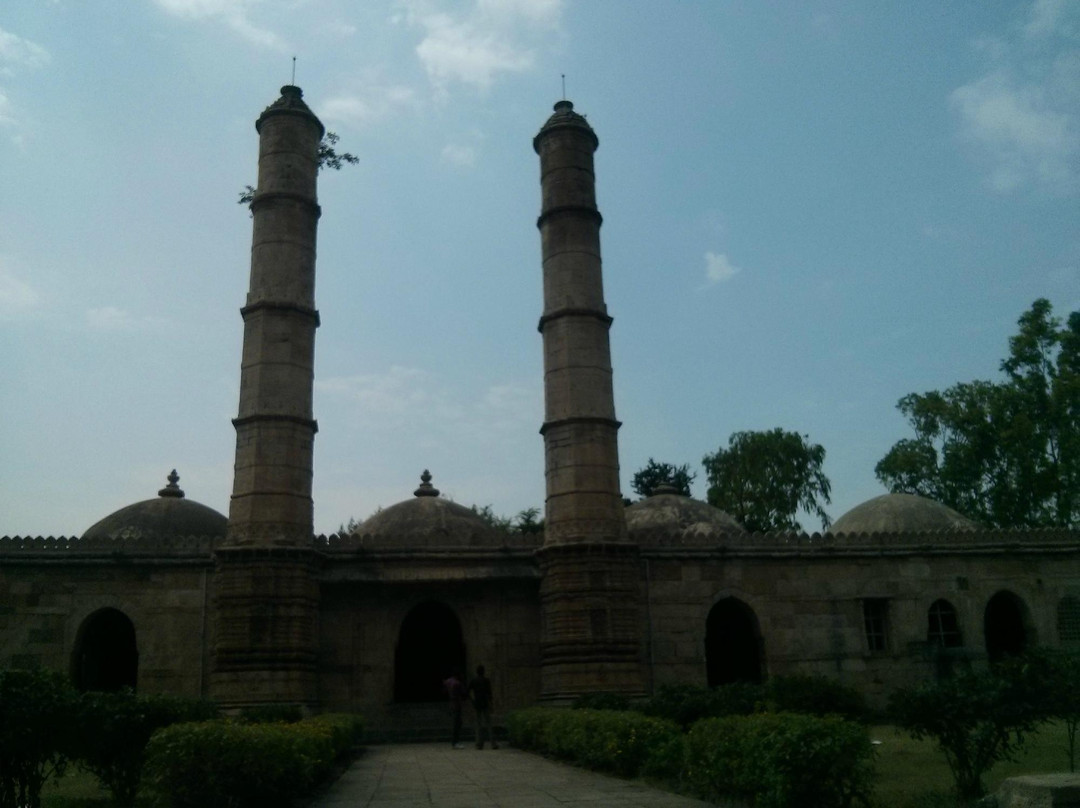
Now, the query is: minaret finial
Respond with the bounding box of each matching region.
[561,73,566,100]
[291,56,297,85]
[414,469,440,497]
[158,469,185,498]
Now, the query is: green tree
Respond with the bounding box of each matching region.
[889,659,1048,802]
[238,131,358,204]
[0,668,79,808]
[702,429,831,533]
[631,458,696,498]
[875,299,1080,528]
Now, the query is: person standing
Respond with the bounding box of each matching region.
[443,671,466,748]
[467,664,498,749]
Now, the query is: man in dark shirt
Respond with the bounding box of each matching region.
[467,664,498,749]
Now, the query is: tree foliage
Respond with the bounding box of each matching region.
[0,668,79,808]
[875,299,1080,528]
[238,131,357,204]
[702,429,831,533]
[889,657,1049,802]
[630,458,696,498]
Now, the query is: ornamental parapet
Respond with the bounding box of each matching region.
[0,534,219,559]
[634,525,1080,557]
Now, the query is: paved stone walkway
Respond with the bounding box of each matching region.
[311,743,714,808]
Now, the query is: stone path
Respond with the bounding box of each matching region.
[311,743,715,808]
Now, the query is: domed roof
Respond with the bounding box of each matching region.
[830,493,979,534]
[626,485,745,544]
[354,471,503,548]
[82,471,227,540]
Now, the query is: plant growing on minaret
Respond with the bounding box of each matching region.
[238,131,357,204]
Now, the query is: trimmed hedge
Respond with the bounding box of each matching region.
[507,707,680,777]
[684,713,875,808]
[764,674,867,721]
[636,682,762,730]
[508,706,874,808]
[143,714,363,808]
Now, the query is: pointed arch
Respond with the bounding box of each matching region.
[705,597,763,686]
[984,590,1032,663]
[72,608,138,691]
[394,600,466,703]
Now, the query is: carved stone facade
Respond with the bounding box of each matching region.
[1,90,1078,730]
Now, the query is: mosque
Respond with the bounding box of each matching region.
[2,86,1078,733]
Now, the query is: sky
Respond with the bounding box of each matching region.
[1,0,1078,538]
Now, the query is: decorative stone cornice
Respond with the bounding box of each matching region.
[239,299,320,326]
[536,205,603,229]
[537,306,613,332]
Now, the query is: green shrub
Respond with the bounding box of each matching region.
[506,707,680,778]
[73,690,218,806]
[303,713,365,762]
[571,692,630,712]
[506,707,552,751]
[765,674,867,721]
[143,716,353,808]
[637,683,761,730]
[0,668,80,808]
[684,712,875,808]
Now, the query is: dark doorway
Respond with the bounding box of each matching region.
[394,601,466,703]
[984,591,1029,663]
[706,598,763,686]
[73,608,138,691]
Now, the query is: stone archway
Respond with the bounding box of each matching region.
[705,597,763,686]
[984,590,1031,663]
[72,608,138,691]
[394,601,466,703]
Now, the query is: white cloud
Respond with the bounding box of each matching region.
[441,142,476,166]
[399,0,562,91]
[86,306,166,331]
[0,27,51,71]
[149,0,285,50]
[951,0,1080,193]
[703,251,741,285]
[317,366,539,442]
[320,82,417,130]
[0,266,39,320]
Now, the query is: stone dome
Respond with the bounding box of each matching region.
[354,471,503,548]
[626,485,745,544]
[82,471,227,540]
[830,493,979,534]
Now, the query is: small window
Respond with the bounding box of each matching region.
[863,599,889,652]
[1059,597,1080,645]
[928,599,963,649]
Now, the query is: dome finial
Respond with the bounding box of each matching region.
[158,469,185,499]
[414,469,440,497]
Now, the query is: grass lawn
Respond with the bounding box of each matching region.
[40,768,117,808]
[871,721,1075,807]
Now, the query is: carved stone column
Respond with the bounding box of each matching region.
[533,101,644,700]
[211,86,323,710]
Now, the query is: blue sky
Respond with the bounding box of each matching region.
[1,0,1077,537]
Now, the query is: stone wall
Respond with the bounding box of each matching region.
[0,536,215,698]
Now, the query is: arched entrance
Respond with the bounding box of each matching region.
[705,597,763,686]
[984,591,1030,663]
[394,601,466,703]
[72,608,138,691]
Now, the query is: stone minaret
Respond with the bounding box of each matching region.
[211,85,323,709]
[533,100,644,700]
